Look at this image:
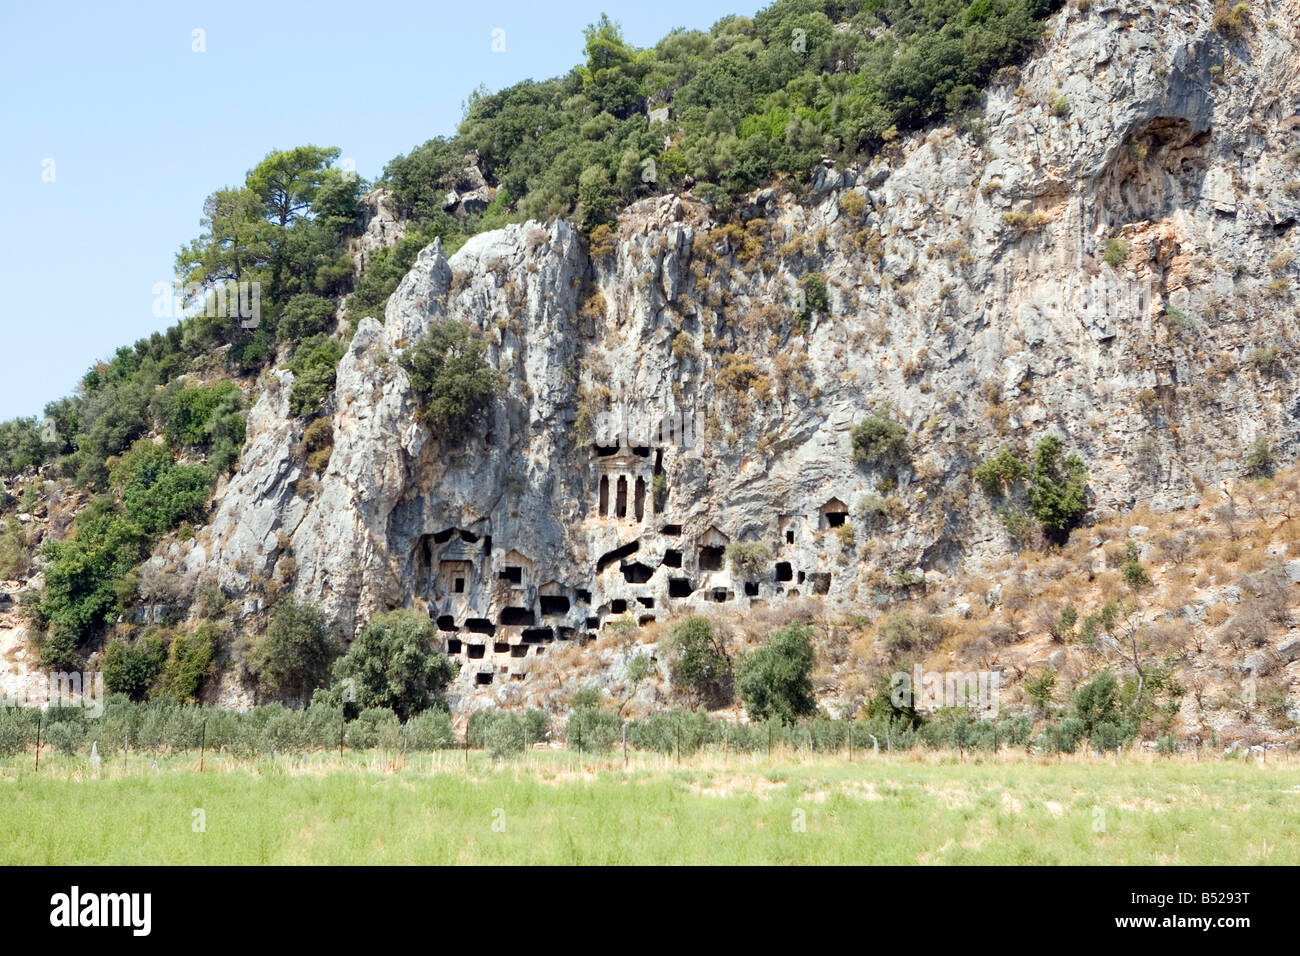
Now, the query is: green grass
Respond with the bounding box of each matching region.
[2,750,1297,864]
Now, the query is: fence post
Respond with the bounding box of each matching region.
[199,719,207,773]
[621,722,627,769]
[34,712,42,772]
[338,710,345,762]
[675,722,681,766]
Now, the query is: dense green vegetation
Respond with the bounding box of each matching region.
[398,321,504,428]
[322,610,458,720]
[736,622,818,723]
[247,598,340,704]
[974,435,1089,542]
[387,0,1061,229]
[667,615,734,706]
[851,406,910,466]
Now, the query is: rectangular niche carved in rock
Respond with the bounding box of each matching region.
[698,546,724,571]
[500,607,535,626]
[521,627,554,644]
[540,595,570,616]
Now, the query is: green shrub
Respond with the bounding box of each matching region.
[110,440,212,536]
[973,446,1027,495]
[407,708,456,750]
[1023,667,1057,712]
[1069,670,1138,752]
[736,622,817,725]
[478,710,527,758]
[1102,237,1129,267]
[39,497,150,645]
[248,598,339,703]
[299,417,334,473]
[0,707,40,756]
[851,408,909,466]
[667,616,731,707]
[165,381,242,447]
[44,720,87,755]
[287,335,346,418]
[0,520,31,580]
[344,707,401,750]
[565,707,622,752]
[155,625,217,702]
[998,507,1038,546]
[1120,540,1150,591]
[798,272,829,328]
[327,609,458,720]
[1027,435,1087,536]
[523,708,551,744]
[277,293,337,343]
[725,541,771,579]
[1244,436,1274,477]
[102,634,167,701]
[398,321,503,429]
[1038,716,1085,753]
[0,418,53,475]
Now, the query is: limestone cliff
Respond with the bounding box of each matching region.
[192,0,1300,705]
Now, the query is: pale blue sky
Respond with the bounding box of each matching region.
[0,0,751,420]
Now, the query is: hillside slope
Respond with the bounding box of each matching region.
[3,0,1300,748]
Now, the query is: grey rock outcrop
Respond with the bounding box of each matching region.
[206,1,1300,703]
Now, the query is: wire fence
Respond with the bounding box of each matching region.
[0,697,1045,767]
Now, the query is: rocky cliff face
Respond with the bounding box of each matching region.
[200,0,1300,704]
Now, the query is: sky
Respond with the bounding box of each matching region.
[0,0,754,421]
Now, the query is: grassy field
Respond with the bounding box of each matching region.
[2,749,1297,864]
